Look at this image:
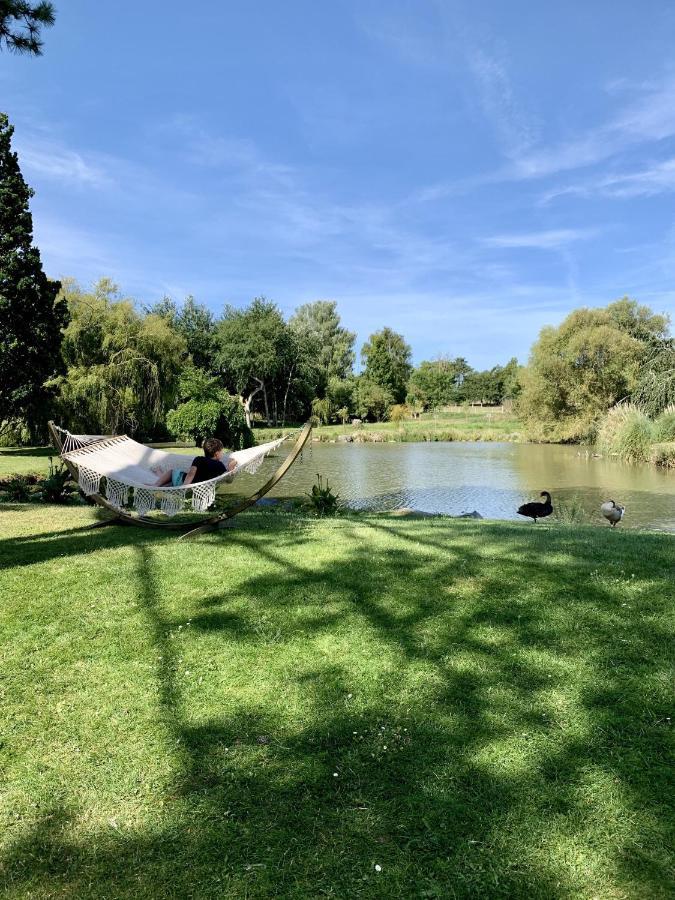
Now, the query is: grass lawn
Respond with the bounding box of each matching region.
[1,504,673,898]
[254,406,523,443]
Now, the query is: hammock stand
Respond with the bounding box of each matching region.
[48,421,312,539]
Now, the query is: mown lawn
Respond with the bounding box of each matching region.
[0,504,673,898]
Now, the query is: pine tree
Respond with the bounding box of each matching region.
[0,2,55,55]
[0,112,67,437]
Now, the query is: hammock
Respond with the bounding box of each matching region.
[51,424,293,518]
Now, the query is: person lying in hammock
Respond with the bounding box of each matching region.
[154,437,236,487]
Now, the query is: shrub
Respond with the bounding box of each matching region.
[596,403,654,462]
[389,404,410,425]
[40,458,76,503]
[1,475,32,502]
[654,405,675,442]
[305,474,341,516]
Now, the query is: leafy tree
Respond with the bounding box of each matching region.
[353,376,393,421]
[311,397,331,425]
[0,1,55,54]
[407,357,473,409]
[50,279,186,438]
[147,295,218,372]
[361,327,412,404]
[0,112,67,440]
[519,299,669,441]
[166,366,253,449]
[463,359,521,406]
[326,375,354,420]
[216,298,288,427]
[289,300,356,383]
[216,297,320,427]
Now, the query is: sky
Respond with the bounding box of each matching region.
[2,0,675,369]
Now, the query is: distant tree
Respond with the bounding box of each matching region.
[407,357,473,409]
[216,298,287,427]
[311,396,331,425]
[353,376,393,421]
[326,375,354,419]
[0,112,67,440]
[518,298,669,441]
[148,295,218,372]
[0,1,55,55]
[289,300,356,383]
[463,359,521,406]
[361,327,412,404]
[50,279,186,438]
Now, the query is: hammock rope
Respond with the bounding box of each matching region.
[54,426,295,517]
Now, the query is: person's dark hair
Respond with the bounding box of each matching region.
[203,437,224,458]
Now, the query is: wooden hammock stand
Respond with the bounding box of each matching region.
[48,421,313,540]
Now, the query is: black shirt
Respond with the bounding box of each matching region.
[191,456,226,484]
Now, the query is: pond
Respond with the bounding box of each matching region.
[241,441,675,532]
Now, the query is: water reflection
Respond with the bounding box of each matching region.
[234,442,675,532]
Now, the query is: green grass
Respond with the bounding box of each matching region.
[1,504,673,898]
[254,406,523,444]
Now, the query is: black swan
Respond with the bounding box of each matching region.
[517,491,553,523]
[601,499,625,527]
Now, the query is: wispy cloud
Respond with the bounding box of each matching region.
[482,228,599,250]
[542,157,675,203]
[513,75,675,180]
[466,48,537,159]
[15,137,112,188]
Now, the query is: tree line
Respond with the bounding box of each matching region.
[1,110,673,447]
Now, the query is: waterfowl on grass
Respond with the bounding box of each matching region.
[601,499,625,527]
[517,491,553,523]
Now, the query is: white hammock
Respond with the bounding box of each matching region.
[55,427,291,517]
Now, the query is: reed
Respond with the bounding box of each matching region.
[654,404,675,442]
[596,403,654,462]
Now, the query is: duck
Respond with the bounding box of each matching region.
[517,491,553,523]
[601,499,625,527]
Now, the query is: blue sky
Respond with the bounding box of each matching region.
[3,0,675,368]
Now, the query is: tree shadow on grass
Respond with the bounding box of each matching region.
[1,517,673,897]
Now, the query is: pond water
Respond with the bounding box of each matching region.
[238,441,675,532]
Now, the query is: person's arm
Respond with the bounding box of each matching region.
[183,465,198,486]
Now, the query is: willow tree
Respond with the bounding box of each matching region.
[50,279,187,439]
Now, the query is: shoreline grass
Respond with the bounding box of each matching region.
[254,406,523,444]
[1,504,673,898]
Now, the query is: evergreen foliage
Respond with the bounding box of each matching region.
[0,112,66,438]
[0,1,55,55]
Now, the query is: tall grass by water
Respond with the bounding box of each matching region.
[596,403,655,463]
